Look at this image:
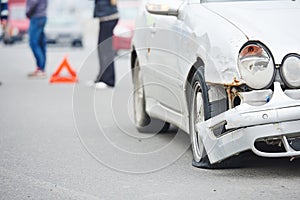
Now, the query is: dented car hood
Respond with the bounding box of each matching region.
[204,0,300,64]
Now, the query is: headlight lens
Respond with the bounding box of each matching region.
[280,54,300,88]
[238,44,275,89]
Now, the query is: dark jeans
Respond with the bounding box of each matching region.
[96,19,118,87]
[29,16,47,71]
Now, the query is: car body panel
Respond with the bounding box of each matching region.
[132,0,300,163]
[204,1,300,64]
[197,82,300,163]
[3,2,29,44]
[113,19,135,49]
[133,0,248,131]
[179,3,248,85]
[133,0,192,131]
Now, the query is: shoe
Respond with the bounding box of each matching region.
[95,82,109,89]
[28,68,47,79]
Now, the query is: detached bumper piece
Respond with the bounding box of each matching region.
[196,82,300,164]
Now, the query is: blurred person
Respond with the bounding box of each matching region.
[0,0,8,86]
[93,0,119,88]
[26,0,48,78]
[0,0,8,29]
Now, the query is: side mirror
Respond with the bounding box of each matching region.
[145,1,181,17]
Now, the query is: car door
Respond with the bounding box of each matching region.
[141,0,186,125]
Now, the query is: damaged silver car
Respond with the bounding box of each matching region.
[130,0,300,168]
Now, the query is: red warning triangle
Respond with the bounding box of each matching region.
[50,56,78,83]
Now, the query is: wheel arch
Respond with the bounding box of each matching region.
[183,57,206,133]
[186,57,205,83]
[185,57,205,102]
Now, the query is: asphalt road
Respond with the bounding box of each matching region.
[1,42,300,200]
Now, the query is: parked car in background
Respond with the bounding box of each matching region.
[112,1,139,50]
[45,15,83,47]
[131,0,300,168]
[3,1,29,44]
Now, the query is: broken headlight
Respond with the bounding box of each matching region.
[238,43,275,89]
[280,54,300,88]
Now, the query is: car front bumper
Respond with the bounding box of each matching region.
[196,82,300,164]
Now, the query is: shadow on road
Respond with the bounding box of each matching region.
[207,151,300,178]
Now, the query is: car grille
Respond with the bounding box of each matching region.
[255,133,300,153]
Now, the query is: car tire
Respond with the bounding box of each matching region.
[188,66,239,169]
[72,40,83,48]
[132,58,170,133]
[3,37,14,45]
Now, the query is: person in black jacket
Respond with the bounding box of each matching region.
[93,0,119,88]
[0,0,8,25]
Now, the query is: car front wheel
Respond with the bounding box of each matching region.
[188,67,214,168]
[188,67,239,169]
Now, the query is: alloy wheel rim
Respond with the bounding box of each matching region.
[191,82,205,162]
